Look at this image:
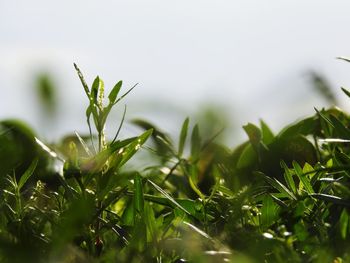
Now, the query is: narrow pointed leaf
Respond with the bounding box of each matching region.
[293,161,314,194]
[108,80,122,104]
[74,131,93,156]
[341,87,350,99]
[340,208,349,240]
[73,63,90,97]
[260,120,274,144]
[261,173,297,200]
[147,179,191,215]
[178,117,189,157]
[311,193,350,207]
[281,161,296,194]
[133,173,144,216]
[18,159,38,190]
[119,129,153,166]
[191,124,201,159]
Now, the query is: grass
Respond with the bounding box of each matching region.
[1,62,350,262]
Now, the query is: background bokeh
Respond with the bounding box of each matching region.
[2,0,350,146]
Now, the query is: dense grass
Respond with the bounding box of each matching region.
[1,63,350,262]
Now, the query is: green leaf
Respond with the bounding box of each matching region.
[73,63,90,97]
[91,76,100,103]
[191,124,201,160]
[281,161,296,194]
[74,131,93,156]
[260,120,274,145]
[178,117,189,157]
[147,179,192,216]
[144,203,158,242]
[131,173,147,251]
[340,208,349,240]
[236,144,257,169]
[278,116,317,138]
[315,107,334,128]
[261,195,280,227]
[119,129,153,166]
[311,193,350,207]
[143,193,207,220]
[188,166,205,199]
[293,161,314,194]
[108,80,122,104]
[341,87,350,99]
[18,159,38,191]
[114,83,137,105]
[133,173,144,217]
[261,173,297,200]
[329,115,350,139]
[121,200,134,226]
[243,123,261,149]
[132,119,174,157]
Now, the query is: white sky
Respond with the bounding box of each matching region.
[1,1,350,145]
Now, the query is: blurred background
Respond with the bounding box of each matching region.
[2,0,350,146]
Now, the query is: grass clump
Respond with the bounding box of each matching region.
[1,63,350,262]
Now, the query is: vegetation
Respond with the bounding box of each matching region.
[1,62,350,262]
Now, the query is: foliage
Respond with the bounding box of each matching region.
[1,64,350,262]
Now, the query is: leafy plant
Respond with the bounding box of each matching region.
[1,62,350,262]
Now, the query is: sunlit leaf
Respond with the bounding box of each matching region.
[293,161,314,194]
[281,160,296,194]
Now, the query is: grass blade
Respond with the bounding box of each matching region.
[18,159,38,190]
[341,87,350,99]
[281,160,296,194]
[311,193,350,207]
[261,173,297,200]
[147,179,191,216]
[74,131,93,156]
[191,124,201,160]
[292,161,314,194]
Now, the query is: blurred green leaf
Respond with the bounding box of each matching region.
[35,73,57,113]
[340,208,349,240]
[261,195,280,227]
[191,124,201,160]
[178,117,189,157]
[260,120,274,145]
[18,159,38,191]
[278,116,317,138]
[133,173,144,217]
[243,123,262,150]
[147,179,191,216]
[236,144,257,169]
[341,87,350,98]
[329,115,350,139]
